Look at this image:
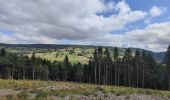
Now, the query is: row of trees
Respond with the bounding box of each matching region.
[0,45,170,90]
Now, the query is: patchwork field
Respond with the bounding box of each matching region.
[3,45,164,64]
[20,48,95,64]
[0,79,170,100]
[7,47,123,64]
[33,48,93,64]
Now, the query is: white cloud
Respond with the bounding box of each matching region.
[14,33,57,44]
[0,0,147,40]
[150,6,167,17]
[124,22,170,51]
[0,0,169,52]
[60,22,170,52]
[116,0,131,15]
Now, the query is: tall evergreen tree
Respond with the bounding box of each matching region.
[164,44,170,90]
[31,52,36,80]
[93,49,98,84]
[123,48,133,86]
[141,51,146,88]
[63,55,70,81]
[134,50,141,88]
[145,52,156,89]
[98,47,103,85]
[75,62,83,82]
[0,48,6,56]
[113,47,119,85]
[104,48,111,85]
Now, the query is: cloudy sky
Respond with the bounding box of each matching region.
[0,0,170,52]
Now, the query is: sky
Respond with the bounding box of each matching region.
[0,0,170,52]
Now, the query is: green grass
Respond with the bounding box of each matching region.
[7,47,127,64]
[0,79,170,100]
[26,48,93,64]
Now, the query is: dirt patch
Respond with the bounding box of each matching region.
[51,92,170,100]
[0,89,18,97]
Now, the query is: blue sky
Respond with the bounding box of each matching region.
[101,0,170,32]
[126,0,170,25]
[0,0,169,51]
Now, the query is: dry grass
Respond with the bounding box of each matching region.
[0,79,170,100]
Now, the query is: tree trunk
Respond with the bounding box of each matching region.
[137,64,139,88]
[110,69,112,85]
[115,63,117,85]
[169,74,170,90]
[125,63,127,86]
[106,61,108,85]
[33,66,35,80]
[99,62,100,85]
[22,65,25,80]
[142,64,145,88]
[117,64,120,85]
[103,63,105,85]
[95,62,97,84]
[128,62,130,86]
[11,67,14,80]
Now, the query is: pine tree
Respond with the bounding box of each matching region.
[134,50,141,87]
[113,47,119,85]
[84,60,92,83]
[141,51,146,88]
[0,48,6,56]
[63,55,70,81]
[76,62,83,82]
[146,52,156,89]
[98,47,103,85]
[31,52,36,80]
[93,49,98,84]
[123,48,133,86]
[104,48,111,85]
[164,44,170,90]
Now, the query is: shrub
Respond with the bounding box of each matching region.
[17,92,29,100]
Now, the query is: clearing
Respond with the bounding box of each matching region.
[0,79,170,100]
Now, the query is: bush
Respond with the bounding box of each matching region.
[17,92,29,100]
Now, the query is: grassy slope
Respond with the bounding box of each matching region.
[0,79,170,100]
[4,46,163,64]
[1,43,165,63]
[26,48,94,64]
[8,47,122,64]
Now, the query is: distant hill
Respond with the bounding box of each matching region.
[0,43,165,63]
[152,52,165,62]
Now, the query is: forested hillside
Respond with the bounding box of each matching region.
[0,44,170,91]
[0,43,165,63]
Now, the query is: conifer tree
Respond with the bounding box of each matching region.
[104,48,111,85]
[0,48,6,56]
[134,50,141,87]
[123,48,133,86]
[98,47,103,85]
[31,52,36,80]
[63,55,70,81]
[164,44,170,90]
[93,49,98,84]
[141,51,146,88]
[113,47,119,85]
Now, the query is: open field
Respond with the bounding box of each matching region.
[18,48,95,64]
[1,43,164,64]
[5,47,124,64]
[0,79,170,100]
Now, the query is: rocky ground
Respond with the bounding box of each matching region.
[51,92,170,100]
[0,88,169,100]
